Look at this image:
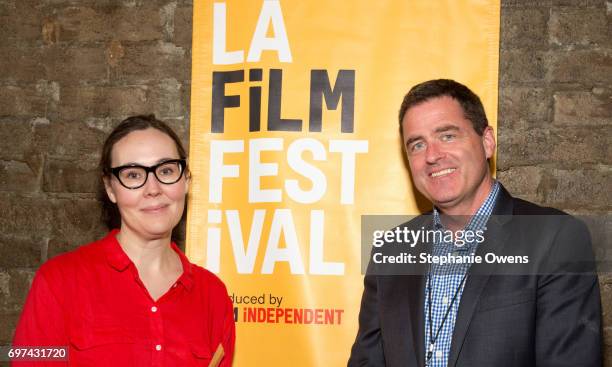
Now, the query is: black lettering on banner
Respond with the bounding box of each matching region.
[267,69,302,131]
[211,70,244,133]
[249,69,263,132]
[309,69,355,133]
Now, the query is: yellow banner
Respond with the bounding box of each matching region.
[188,1,500,365]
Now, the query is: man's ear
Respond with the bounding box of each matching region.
[482,126,496,159]
[103,176,117,203]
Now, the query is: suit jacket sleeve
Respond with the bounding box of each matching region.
[535,216,602,367]
[348,273,386,367]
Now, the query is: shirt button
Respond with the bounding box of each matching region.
[155,344,162,351]
[151,306,158,313]
[442,296,449,305]
[435,350,443,358]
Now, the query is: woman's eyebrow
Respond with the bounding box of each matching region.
[155,157,180,164]
[115,157,179,167]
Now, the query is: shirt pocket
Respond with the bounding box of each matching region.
[189,342,212,366]
[70,323,136,355]
[477,288,535,312]
[67,324,137,366]
[70,329,135,350]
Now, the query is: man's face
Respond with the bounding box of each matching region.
[401,96,495,215]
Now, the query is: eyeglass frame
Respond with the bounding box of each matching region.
[108,159,188,190]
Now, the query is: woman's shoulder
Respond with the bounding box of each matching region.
[37,233,114,279]
[187,262,232,297]
[190,263,227,286]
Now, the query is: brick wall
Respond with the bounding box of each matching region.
[0,0,610,364]
[0,0,193,351]
[497,1,612,363]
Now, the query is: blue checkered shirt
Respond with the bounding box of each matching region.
[424,181,500,367]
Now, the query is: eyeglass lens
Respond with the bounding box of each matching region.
[118,161,183,188]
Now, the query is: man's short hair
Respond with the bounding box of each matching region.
[398,79,489,136]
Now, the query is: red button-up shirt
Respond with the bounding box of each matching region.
[12,230,235,366]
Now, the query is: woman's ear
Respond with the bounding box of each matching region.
[103,176,117,203]
[184,169,191,193]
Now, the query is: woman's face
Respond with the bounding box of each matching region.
[104,128,188,241]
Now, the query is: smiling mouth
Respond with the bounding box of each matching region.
[142,204,169,212]
[430,168,456,178]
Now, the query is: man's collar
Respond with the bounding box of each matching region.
[432,180,500,231]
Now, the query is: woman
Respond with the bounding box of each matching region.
[13,115,235,366]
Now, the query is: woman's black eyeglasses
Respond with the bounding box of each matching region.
[109,159,187,189]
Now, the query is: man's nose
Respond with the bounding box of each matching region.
[425,142,445,164]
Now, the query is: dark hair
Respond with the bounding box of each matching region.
[398,79,489,136]
[98,114,188,231]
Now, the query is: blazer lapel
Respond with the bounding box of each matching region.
[409,215,436,367]
[382,214,432,367]
[447,186,514,367]
[381,274,425,367]
[408,274,426,367]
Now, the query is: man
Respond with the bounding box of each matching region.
[348,79,601,367]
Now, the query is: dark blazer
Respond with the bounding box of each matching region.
[348,185,602,367]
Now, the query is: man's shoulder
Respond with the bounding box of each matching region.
[505,192,589,230]
[397,212,433,229]
[495,183,577,219]
[500,187,590,230]
[510,196,566,216]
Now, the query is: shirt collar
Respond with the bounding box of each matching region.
[173,242,194,291]
[104,229,194,291]
[104,229,131,271]
[433,180,500,231]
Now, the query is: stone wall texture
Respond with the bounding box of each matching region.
[0,0,610,365]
